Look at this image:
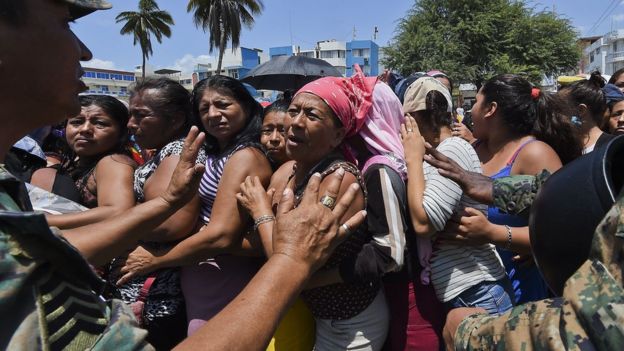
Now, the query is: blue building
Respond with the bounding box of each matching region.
[268,40,380,77]
[346,40,379,77]
[195,47,262,80]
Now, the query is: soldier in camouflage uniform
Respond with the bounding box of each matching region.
[451,172,623,350]
[0,1,153,349]
[423,145,623,350]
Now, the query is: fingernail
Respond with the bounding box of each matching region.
[282,188,292,197]
[337,167,345,176]
[361,210,367,217]
[312,172,321,178]
[351,183,359,190]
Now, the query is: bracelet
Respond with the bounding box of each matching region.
[504,225,512,250]
[253,214,275,231]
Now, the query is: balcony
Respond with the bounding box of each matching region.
[607,51,624,63]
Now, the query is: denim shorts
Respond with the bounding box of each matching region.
[445,278,515,315]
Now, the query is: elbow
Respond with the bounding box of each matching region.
[200,233,238,251]
[411,219,435,237]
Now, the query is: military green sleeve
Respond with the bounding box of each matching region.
[454,297,584,350]
[492,170,550,217]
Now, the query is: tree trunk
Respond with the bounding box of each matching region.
[216,31,226,75]
[142,53,146,80]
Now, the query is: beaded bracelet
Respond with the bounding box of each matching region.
[504,225,512,250]
[253,214,275,231]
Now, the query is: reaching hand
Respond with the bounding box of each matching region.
[115,245,161,286]
[272,168,367,273]
[451,122,475,143]
[423,143,494,204]
[161,126,206,207]
[400,115,426,163]
[437,207,494,246]
[236,176,275,220]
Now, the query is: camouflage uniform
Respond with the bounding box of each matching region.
[0,165,153,350]
[454,171,624,350]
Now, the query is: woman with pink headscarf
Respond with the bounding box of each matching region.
[237,67,411,350]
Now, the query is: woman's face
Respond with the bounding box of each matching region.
[469,90,490,140]
[608,100,624,135]
[286,93,345,165]
[613,74,624,93]
[65,104,122,158]
[198,88,248,146]
[261,111,290,165]
[128,89,180,150]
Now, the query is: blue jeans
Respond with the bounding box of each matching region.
[446,278,514,315]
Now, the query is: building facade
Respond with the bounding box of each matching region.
[81,67,136,99]
[582,30,624,75]
[269,39,380,77]
[194,47,263,80]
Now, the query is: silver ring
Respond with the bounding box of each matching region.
[320,195,336,209]
[407,129,413,133]
[341,223,352,235]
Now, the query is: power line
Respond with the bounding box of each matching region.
[588,0,619,35]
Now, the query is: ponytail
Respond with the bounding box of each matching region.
[532,91,582,164]
[482,74,582,164]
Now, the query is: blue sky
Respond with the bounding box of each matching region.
[73,0,624,73]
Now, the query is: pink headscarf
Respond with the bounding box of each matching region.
[296,65,377,138]
[358,83,407,180]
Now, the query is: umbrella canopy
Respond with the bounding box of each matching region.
[241,55,343,91]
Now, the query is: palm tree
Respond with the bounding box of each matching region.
[116,0,174,79]
[187,0,264,75]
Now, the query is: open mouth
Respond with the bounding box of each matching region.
[287,134,304,145]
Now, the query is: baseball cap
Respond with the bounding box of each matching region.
[402,76,453,114]
[64,0,112,20]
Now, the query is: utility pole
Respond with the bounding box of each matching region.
[373,26,378,41]
[352,26,357,40]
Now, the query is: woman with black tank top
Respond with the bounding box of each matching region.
[31,94,136,228]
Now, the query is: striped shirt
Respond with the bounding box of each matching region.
[422,137,506,302]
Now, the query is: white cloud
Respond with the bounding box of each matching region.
[84,58,117,70]
[614,13,624,22]
[172,54,213,74]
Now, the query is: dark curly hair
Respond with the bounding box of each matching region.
[129,77,194,134]
[191,75,263,169]
[263,98,291,118]
[481,74,582,164]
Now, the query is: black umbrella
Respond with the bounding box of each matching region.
[241,55,343,91]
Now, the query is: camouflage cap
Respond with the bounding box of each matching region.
[64,0,112,20]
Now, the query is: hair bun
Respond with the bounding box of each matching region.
[589,71,606,88]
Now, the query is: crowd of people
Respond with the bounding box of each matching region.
[2,1,624,351]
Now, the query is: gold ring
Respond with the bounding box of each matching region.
[320,195,336,209]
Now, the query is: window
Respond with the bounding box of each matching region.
[110,74,122,80]
[596,47,601,54]
[99,85,109,92]
[123,75,135,81]
[83,71,96,78]
[615,41,619,52]
[96,72,110,79]
[590,53,595,63]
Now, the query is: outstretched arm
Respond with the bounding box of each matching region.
[175,166,367,351]
[46,155,136,229]
[60,127,206,266]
